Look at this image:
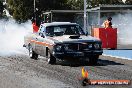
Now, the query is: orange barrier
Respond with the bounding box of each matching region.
[93,28,117,49]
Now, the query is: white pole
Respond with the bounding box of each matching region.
[34,0,36,21]
[98,10,100,26]
[34,0,35,13]
[84,0,87,33]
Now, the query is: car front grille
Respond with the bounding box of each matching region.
[63,43,96,51]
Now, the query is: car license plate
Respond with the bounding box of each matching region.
[74,52,84,57]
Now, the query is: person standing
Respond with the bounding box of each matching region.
[103,17,112,28]
[31,17,39,33]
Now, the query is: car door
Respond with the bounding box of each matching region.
[35,26,47,56]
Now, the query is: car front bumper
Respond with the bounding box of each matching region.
[53,50,103,59]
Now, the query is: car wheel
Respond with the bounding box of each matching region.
[47,51,56,64]
[88,55,99,65]
[28,44,38,60]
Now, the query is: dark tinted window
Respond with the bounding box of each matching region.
[46,25,85,36]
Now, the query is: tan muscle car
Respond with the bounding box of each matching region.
[23,22,103,65]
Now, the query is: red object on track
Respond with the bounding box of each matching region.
[32,22,39,33]
[93,28,117,49]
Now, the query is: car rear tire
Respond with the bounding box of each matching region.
[47,51,56,64]
[88,55,99,65]
[28,44,38,60]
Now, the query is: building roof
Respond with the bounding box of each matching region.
[41,22,77,27]
[42,10,84,15]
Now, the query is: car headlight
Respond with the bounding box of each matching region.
[64,44,69,51]
[55,45,62,51]
[94,43,100,49]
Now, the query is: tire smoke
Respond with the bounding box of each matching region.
[0,18,32,56]
[112,13,132,45]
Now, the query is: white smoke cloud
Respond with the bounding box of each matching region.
[111,13,132,45]
[0,18,32,56]
[122,0,126,3]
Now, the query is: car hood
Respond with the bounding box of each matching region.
[48,35,100,43]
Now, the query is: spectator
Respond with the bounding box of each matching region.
[103,17,112,28]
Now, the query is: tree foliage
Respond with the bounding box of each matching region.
[87,0,124,8]
[36,0,70,11]
[125,0,132,4]
[6,0,132,22]
[0,0,4,17]
[7,0,33,22]
[66,0,84,10]
[7,0,71,22]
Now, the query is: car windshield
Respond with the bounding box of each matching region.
[46,25,85,36]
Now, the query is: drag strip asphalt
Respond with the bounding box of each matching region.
[0,54,131,88]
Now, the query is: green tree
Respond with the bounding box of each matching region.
[125,0,132,4]
[0,0,4,17]
[66,0,124,10]
[6,0,125,22]
[7,0,70,22]
[87,0,124,8]
[66,0,84,10]
[37,0,69,10]
[7,0,33,22]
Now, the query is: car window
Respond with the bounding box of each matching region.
[46,27,53,36]
[46,25,85,36]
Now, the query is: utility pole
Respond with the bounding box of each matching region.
[84,0,87,33]
[34,0,36,21]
